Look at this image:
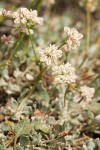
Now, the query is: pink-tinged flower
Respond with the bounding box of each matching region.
[64,27,83,49]
[1,35,10,45]
[1,35,14,46]
[2,9,11,17]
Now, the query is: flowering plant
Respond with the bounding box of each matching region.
[0,1,99,150]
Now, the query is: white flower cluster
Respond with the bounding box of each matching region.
[52,63,77,84]
[39,27,82,84]
[11,8,43,34]
[74,85,95,109]
[64,27,83,49]
[39,44,62,65]
[80,86,95,102]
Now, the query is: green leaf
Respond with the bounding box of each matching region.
[88,111,94,120]
[19,135,30,147]
[38,91,50,102]
[16,146,23,150]
[10,98,18,109]
[94,115,100,124]
[1,122,10,131]
[14,119,32,139]
[95,138,100,148]
[34,119,50,134]
[89,102,100,114]
[70,119,80,125]
[86,139,95,150]
[0,144,4,150]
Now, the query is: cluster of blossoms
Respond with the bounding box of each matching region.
[39,44,62,65]
[74,86,95,109]
[39,27,83,84]
[0,8,43,34]
[52,63,77,84]
[39,26,95,107]
[64,27,83,49]
[11,8,43,34]
[80,86,95,102]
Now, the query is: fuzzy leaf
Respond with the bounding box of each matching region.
[88,111,94,120]
[38,91,50,103]
[95,138,100,148]
[34,120,50,133]
[19,135,30,147]
[14,119,32,138]
[16,146,23,150]
[1,122,10,131]
[0,144,4,150]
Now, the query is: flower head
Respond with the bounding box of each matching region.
[11,8,43,34]
[64,27,83,49]
[29,10,43,25]
[12,8,29,24]
[1,35,15,47]
[52,62,77,84]
[74,86,95,109]
[39,44,62,65]
[1,35,10,45]
[0,9,11,17]
[80,86,95,102]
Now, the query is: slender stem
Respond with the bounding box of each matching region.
[86,1,91,54]
[65,51,69,62]
[78,1,91,68]
[27,24,39,62]
[29,0,35,8]
[2,142,7,150]
[9,33,24,61]
[42,130,71,144]
[69,84,81,93]
[36,0,43,12]
[0,34,24,69]
[13,138,17,150]
[16,67,45,111]
[58,41,66,49]
[90,74,100,85]
[95,86,100,95]
[64,86,69,107]
[81,124,99,132]
[75,135,89,143]
[50,84,58,97]
[78,74,96,81]
[78,54,87,68]
[0,63,6,69]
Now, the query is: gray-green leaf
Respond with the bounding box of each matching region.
[19,135,30,147]
[14,119,32,139]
